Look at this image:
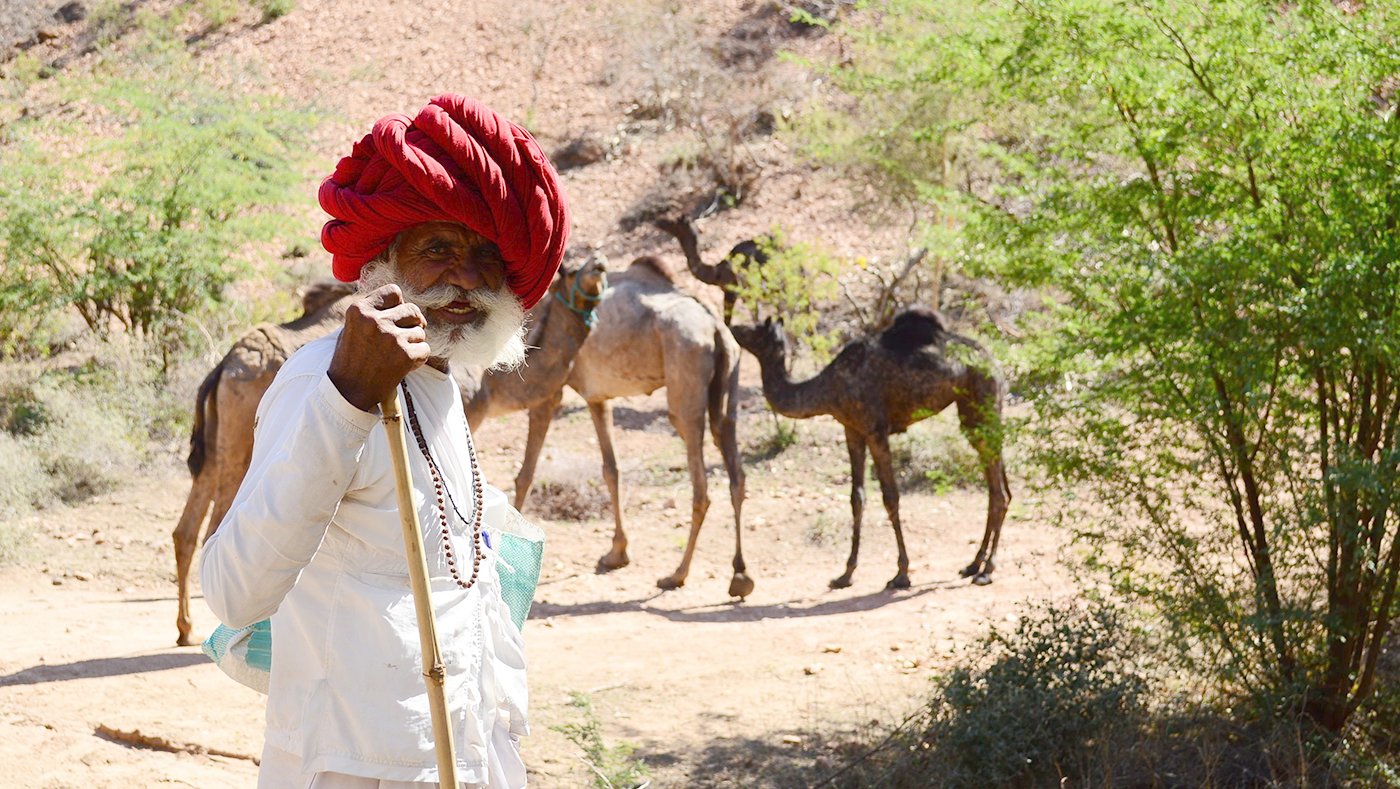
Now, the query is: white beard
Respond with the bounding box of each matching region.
[359,249,528,373]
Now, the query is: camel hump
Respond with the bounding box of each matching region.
[224,325,294,381]
[299,280,357,318]
[878,307,948,354]
[625,255,678,284]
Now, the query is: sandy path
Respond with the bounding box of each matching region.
[0,374,1070,788]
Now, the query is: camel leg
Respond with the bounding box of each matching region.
[590,401,631,572]
[173,469,215,646]
[711,387,750,599]
[831,425,867,589]
[957,397,1011,585]
[658,408,710,590]
[514,389,564,511]
[868,430,911,590]
[722,292,736,326]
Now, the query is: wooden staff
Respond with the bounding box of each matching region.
[381,390,462,788]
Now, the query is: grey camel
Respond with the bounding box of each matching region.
[172,259,608,645]
[730,309,1011,589]
[469,257,752,598]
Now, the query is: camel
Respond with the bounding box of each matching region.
[730,308,1010,590]
[172,258,609,645]
[478,256,752,598]
[654,214,768,325]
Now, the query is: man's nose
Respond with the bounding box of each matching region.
[442,261,487,291]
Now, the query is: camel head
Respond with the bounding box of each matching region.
[552,250,610,327]
[730,316,789,364]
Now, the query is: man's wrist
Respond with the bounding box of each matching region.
[325,369,380,414]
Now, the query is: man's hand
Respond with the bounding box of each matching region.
[327,285,430,413]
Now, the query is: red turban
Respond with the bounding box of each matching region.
[318,94,570,309]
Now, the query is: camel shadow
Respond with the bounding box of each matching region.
[0,652,209,688]
[530,578,959,625]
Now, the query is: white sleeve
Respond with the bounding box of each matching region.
[199,372,380,628]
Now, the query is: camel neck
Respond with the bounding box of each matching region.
[752,346,835,420]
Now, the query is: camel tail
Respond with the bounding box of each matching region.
[186,358,226,477]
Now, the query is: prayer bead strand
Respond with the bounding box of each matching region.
[402,385,483,591]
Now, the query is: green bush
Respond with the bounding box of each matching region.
[0,46,313,365]
[803,0,1400,737]
[852,604,1148,788]
[253,0,295,23]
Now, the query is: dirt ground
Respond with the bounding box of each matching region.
[0,357,1072,788]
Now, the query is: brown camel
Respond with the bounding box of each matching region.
[171,259,608,645]
[487,256,752,598]
[730,308,1010,590]
[654,214,768,325]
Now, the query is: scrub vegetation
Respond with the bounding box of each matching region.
[794,0,1400,783]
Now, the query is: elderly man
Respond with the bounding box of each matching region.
[200,95,569,789]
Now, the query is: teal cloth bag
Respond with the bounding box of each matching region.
[200,618,271,693]
[492,502,546,631]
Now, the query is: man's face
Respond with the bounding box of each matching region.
[358,221,527,372]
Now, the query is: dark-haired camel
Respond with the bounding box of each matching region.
[654,215,768,325]
[730,309,1010,589]
[470,257,753,598]
[172,259,609,645]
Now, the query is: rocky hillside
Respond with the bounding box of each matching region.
[5,0,916,298]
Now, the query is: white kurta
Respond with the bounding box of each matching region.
[200,330,528,788]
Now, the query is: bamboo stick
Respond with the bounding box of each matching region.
[382,390,462,788]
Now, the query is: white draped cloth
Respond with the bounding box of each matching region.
[201,330,528,788]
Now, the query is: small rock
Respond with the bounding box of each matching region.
[781,734,802,745]
[802,664,823,676]
[821,644,842,654]
[889,644,901,652]
[51,577,64,586]
[73,572,91,582]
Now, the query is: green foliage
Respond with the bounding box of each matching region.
[809,0,1400,735]
[552,692,650,789]
[731,227,842,361]
[888,416,984,494]
[852,603,1147,788]
[748,410,799,462]
[253,0,295,24]
[196,0,242,30]
[0,48,313,364]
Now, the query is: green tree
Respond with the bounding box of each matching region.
[807,0,1400,734]
[0,49,312,365]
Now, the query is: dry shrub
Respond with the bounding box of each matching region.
[526,457,611,522]
[607,1,807,215]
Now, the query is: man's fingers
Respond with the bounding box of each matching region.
[379,302,426,329]
[364,284,404,310]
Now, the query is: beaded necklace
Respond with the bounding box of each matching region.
[401,383,483,591]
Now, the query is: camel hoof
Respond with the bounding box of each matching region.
[959,562,982,579]
[886,573,911,590]
[829,574,853,590]
[176,634,197,648]
[657,575,685,591]
[596,551,630,572]
[972,572,993,586]
[728,573,755,600]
